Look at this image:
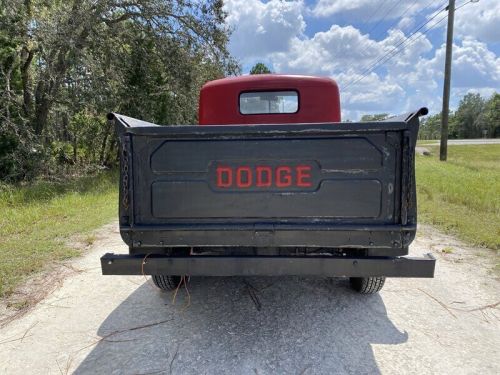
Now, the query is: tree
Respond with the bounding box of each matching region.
[360,113,389,121]
[0,2,35,179]
[483,93,500,138]
[419,111,460,140]
[250,63,271,74]
[0,0,240,180]
[24,0,237,134]
[420,113,442,140]
[453,93,486,138]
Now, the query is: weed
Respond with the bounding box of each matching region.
[0,171,118,297]
[416,144,500,250]
[7,300,30,310]
[441,247,454,254]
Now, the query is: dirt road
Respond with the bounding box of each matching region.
[0,223,499,374]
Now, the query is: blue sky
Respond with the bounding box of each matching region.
[223,0,500,120]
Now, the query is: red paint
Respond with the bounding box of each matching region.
[236,167,252,188]
[215,164,315,189]
[199,74,341,125]
[216,166,232,187]
[275,166,292,187]
[296,165,312,187]
[256,166,272,187]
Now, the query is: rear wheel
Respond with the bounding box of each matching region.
[151,275,183,291]
[349,276,386,294]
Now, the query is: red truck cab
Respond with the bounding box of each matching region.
[198,74,341,125]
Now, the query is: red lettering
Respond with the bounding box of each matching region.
[236,167,252,188]
[216,166,232,188]
[256,166,272,187]
[276,166,292,187]
[296,165,312,187]
[216,164,315,189]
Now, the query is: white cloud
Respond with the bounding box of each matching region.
[397,16,414,31]
[449,38,500,87]
[311,0,437,22]
[381,29,434,69]
[414,38,500,89]
[272,25,381,75]
[312,0,369,17]
[455,0,500,43]
[270,26,433,76]
[339,71,405,111]
[224,0,499,119]
[224,0,305,60]
[264,25,435,118]
[379,37,500,115]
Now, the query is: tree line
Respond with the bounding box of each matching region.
[0,0,238,181]
[361,92,499,140]
[1,4,497,184]
[419,92,499,140]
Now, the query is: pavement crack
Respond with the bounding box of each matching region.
[244,280,262,311]
[100,318,175,341]
[169,343,180,375]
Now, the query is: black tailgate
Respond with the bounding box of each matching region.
[111,109,425,252]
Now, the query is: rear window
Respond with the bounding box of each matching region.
[239,91,298,114]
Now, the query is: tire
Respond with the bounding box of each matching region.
[151,275,183,291]
[349,276,386,294]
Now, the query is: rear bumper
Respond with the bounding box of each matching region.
[121,224,416,256]
[101,253,435,278]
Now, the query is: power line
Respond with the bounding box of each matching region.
[343,0,475,92]
[344,15,448,91]
[344,0,449,87]
[372,0,432,40]
[361,14,449,78]
[344,0,449,88]
[343,0,450,90]
[366,0,405,37]
[454,0,475,11]
[361,0,392,29]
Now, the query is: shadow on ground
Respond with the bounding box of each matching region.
[75,277,407,374]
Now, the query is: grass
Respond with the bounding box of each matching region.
[441,246,454,254]
[417,139,439,145]
[0,171,118,298]
[416,144,500,250]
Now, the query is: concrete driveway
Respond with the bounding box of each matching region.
[0,223,499,374]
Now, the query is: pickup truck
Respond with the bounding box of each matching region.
[101,74,435,294]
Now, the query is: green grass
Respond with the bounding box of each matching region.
[416,144,500,250]
[0,171,118,298]
[417,139,439,145]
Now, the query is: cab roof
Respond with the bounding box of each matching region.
[202,74,336,89]
[198,74,341,125]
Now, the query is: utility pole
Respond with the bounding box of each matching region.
[440,0,455,161]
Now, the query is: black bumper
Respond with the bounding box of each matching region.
[100,253,436,278]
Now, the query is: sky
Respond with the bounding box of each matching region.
[223,0,500,120]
